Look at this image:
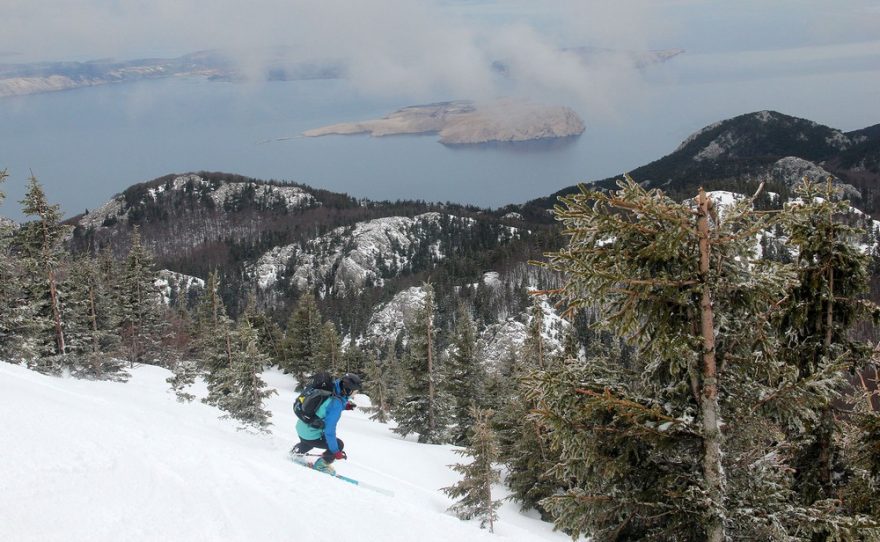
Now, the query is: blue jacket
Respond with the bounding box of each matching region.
[295,380,350,453]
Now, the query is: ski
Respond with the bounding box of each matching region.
[289,453,395,497]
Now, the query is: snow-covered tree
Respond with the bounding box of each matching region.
[315,320,341,373]
[118,226,165,366]
[443,406,502,532]
[443,302,486,445]
[774,180,880,525]
[535,178,880,540]
[523,295,546,369]
[0,170,24,361]
[63,254,126,380]
[193,270,237,406]
[393,282,447,443]
[211,318,277,430]
[538,178,812,541]
[16,176,71,370]
[282,293,322,388]
[496,341,559,520]
[364,355,391,423]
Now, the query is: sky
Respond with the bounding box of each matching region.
[2,0,879,114]
[0,361,573,541]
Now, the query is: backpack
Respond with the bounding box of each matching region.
[293,371,335,429]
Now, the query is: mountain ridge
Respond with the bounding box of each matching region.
[521,110,880,217]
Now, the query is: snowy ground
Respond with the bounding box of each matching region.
[1,363,575,541]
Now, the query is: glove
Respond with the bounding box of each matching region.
[322,450,347,463]
[345,401,356,411]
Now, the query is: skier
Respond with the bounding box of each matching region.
[291,373,362,474]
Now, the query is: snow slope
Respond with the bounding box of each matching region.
[0,363,572,542]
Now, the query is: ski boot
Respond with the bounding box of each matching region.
[313,457,336,475]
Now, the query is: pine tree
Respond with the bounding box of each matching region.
[282,293,322,388]
[537,178,819,540]
[774,180,880,526]
[523,295,546,369]
[341,335,368,375]
[240,289,284,368]
[193,270,237,405]
[364,355,391,423]
[118,226,165,366]
[496,341,559,520]
[315,320,341,373]
[443,302,486,445]
[0,170,24,361]
[211,318,277,430]
[165,300,199,402]
[63,254,126,380]
[443,406,502,532]
[393,282,447,443]
[16,176,71,370]
[840,388,880,522]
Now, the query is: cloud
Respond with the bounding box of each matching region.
[2,0,876,120]
[0,1,664,104]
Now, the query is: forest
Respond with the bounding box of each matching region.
[2,170,879,540]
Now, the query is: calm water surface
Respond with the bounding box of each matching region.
[1,63,876,221]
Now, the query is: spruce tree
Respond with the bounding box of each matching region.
[523,295,546,369]
[63,254,126,380]
[211,318,277,430]
[341,335,368,375]
[393,282,447,443]
[0,170,23,361]
[118,227,165,366]
[840,388,880,522]
[194,270,238,406]
[315,320,341,373]
[364,355,391,423]
[443,302,486,445]
[496,340,559,520]
[381,336,409,414]
[241,290,284,368]
[16,176,71,370]
[537,178,811,541]
[774,180,880,526]
[282,293,322,387]
[443,406,502,532]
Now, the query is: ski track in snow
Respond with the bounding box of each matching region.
[1,363,573,542]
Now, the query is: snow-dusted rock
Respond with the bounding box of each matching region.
[155,269,205,305]
[79,174,317,230]
[356,286,428,347]
[770,157,860,198]
[254,212,502,295]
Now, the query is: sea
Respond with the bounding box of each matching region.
[1,58,876,222]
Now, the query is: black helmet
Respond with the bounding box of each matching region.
[340,373,362,395]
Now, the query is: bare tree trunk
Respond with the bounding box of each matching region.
[696,189,725,542]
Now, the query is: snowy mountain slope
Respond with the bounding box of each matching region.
[0,363,571,542]
[529,111,880,219]
[254,212,520,296]
[357,278,570,366]
[78,174,317,231]
[155,269,206,305]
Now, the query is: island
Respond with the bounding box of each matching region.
[302,99,586,146]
